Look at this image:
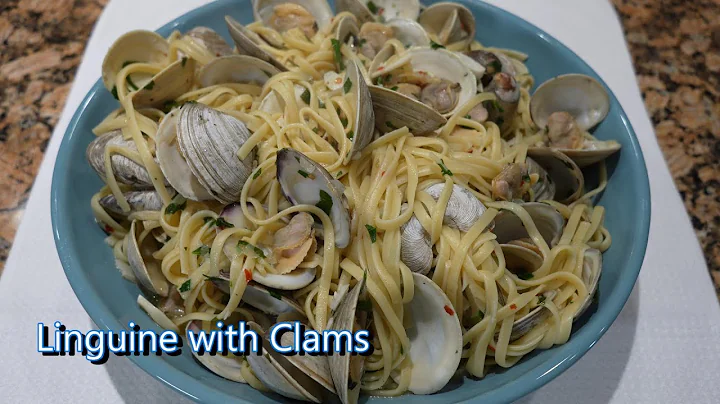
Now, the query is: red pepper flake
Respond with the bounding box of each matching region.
[510,304,517,310]
[244,269,253,282]
[378,7,385,15]
[381,170,386,176]
[377,66,385,71]
[488,344,496,351]
[444,305,455,316]
[104,224,114,234]
[467,148,473,153]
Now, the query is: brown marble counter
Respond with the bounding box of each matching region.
[0,0,718,298]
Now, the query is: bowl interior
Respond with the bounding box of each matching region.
[51,0,650,403]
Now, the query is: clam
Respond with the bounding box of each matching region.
[246,323,327,402]
[127,219,169,296]
[424,183,488,232]
[464,49,516,85]
[253,267,317,290]
[486,72,520,133]
[504,290,557,341]
[527,147,584,204]
[336,0,421,24]
[328,276,368,404]
[259,84,308,114]
[198,54,280,87]
[225,15,288,71]
[493,202,564,247]
[343,60,375,160]
[86,129,158,189]
[356,19,429,59]
[368,85,446,134]
[185,26,233,57]
[400,205,432,274]
[405,272,462,394]
[418,2,476,49]
[576,248,602,318]
[156,103,256,203]
[99,190,165,218]
[253,0,333,37]
[186,321,246,382]
[210,271,306,316]
[276,149,352,248]
[530,74,620,167]
[280,331,336,394]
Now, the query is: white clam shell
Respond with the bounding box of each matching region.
[253,0,334,31]
[493,202,564,248]
[417,2,476,49]
[400,205,433,275]
[198,54,280,87]
[530,74,610,131]
[424,183,487,232]
[127,220,169,296]
[156,109,215,201]
[101,30,168,92]
[225,15,288,71]
[346,60,375,161]
[576,248,602,318]
[99,190,165,217]
[252,267,317,290]
[527,147,584,204]
[131,57,196,108]
[86,129,158,188]
[385,18,430,47]
[177,103,256,203]
[281,332,336,394]
[185,26,233,57]
[186,321,246,383]
[336,0,420,24]
[406,272,462,394]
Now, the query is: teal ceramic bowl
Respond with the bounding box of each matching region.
[51,0,651,402]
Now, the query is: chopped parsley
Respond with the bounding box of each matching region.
[312,127,320,133]
[538,295,547,305]
[516,271,534,280]
[268,290,283,300]
[179,279,192,292]
[192,245,211,256]
[237,240,266,259]
[143,80,155,90]
[336,171,343,177]
[111,86,118,100]
[330,38,345,71]
[358,38,367,47]
[343,77,353,94]
[365,224,377,243]
[367,1,378,14]
[471,310,485,322]
[202,274,224,283]
[490,60,503,73]
[484,99,504,113]
[346,130,354,139]
[430,40,445,49]
[300,88,311,105]
[375,74,391,86]
[340,117,349,127]
[390,86,399,91]
[215,217,234,230]
[385,121,397,130]
[203,217,216,226]
[181,57,188,67]
[253,168,262,179]
[437,159,453,176]
[522,174,532,184]
[165,200,187,215]
[298,169,311,178]
[316,190,333,216]
[126,76,139,91]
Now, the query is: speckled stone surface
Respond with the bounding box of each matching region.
[0,1,718,296]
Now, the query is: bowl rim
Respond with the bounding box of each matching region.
[51,0,651,402]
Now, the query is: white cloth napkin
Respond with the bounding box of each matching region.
[1,0,719,403]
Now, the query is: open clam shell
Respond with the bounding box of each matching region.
[276,149,352,248]
[185,26,233,58]
[406,272,462,394]
[186,321,246,383]
[526,157,556,202]
[225,15,288,71]
[281,331,336,393]
[575,248,602,319]
[127,219,169,296]
[368,85,447,134]
[336,0,421,24]
[211,271,306,316]
[345,60,375,160]
[501,243,544,273]
[418,2,476,49]
[385,18,430,47]
[560,141,622,168]
[328,275,367,404]
[486,72,520,133]
[527,147,584,204]
[531,74,610,131]
[504,290,557,341]
[131,57,196,108]
[424,183,488,232]
[176,103,256,203]
[253,267,317,290]
[253,0,334,34]
[99,190,165,218]
[101,30,168,92]
[493,202,564,248]
[246,323,324,402]
[198,54,280,87]
[86,129,158,189]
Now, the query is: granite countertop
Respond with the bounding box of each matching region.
[1,1,718,297]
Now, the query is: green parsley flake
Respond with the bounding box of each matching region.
[181,57,188,67]
[390,86,399,91]
[365,224,377,243]
[343,77,353,94]
[192,245,211,256]
[336,171,343,177]
[126,76,139,91]
[367,1,378,14]
[517,271,534,280]
[347,130,354,139]
[490,60,503,72]
[331,38,345,70]
[144,80,155,90]
[165,200,187,215]
[215,217,234,230]
[340,117,349,127]
[253,168,262,179]
[111,86,119,100]
[298,169,310,178]
[179,279,192,292]
[385,121,397,130]
[202,274,224,283]
[237,240,266,259]
[301,88,311,105]
[316,190,333,216]
[430,40,445,49]
[472,310,485,323]
[538,295,547,305]
[268,290,283,300]
[204,217,216,226]
[437,159,453,176]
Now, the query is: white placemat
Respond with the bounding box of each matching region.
[1,0,719,402]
